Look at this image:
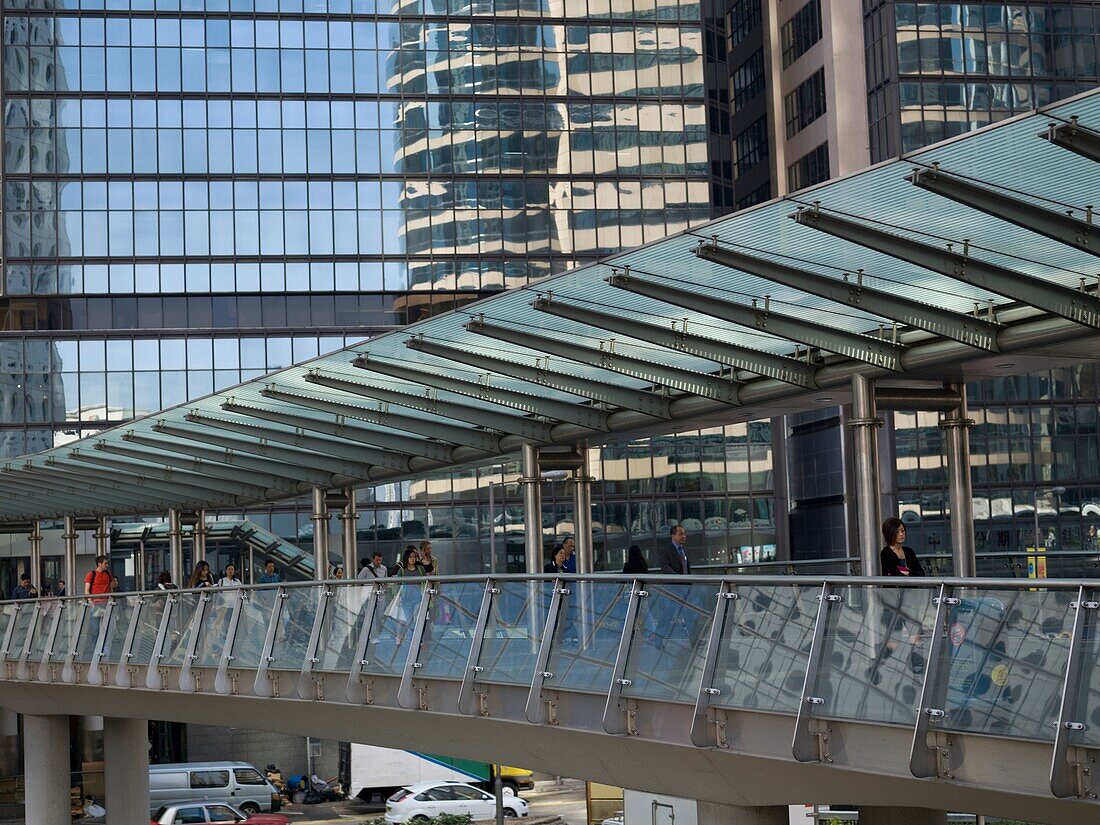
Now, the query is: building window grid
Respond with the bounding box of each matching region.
[781,0,823,68]
[730,49,765,111]
[783,67,826,138]
[786,140,829,191]
[725,0,762,52]
[734,115,768,175]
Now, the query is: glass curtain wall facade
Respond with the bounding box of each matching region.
[1,0,765,577]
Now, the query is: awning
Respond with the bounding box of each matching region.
[4,88,1100,521]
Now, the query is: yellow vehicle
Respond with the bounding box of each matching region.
[495,764,535,793]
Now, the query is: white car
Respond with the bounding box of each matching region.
[385,780,529,823]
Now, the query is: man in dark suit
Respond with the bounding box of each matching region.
[659,525,690,574]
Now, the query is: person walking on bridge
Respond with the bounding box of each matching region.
[659,525,690,574]
[880,518,924,577]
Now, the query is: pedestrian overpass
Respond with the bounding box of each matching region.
[2,573,1099,824]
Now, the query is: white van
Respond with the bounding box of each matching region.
[148,761,281,816]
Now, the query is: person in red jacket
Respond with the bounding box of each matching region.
[84,556,112,598]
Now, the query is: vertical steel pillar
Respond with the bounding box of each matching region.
[312,487,329,580]
[572,442,594,574]
[193,510,208,565]
[94,517,109,558]
[28,521,42,589]
[62,517,78,594]
[23,714,71,825]
[849,374,884,576]
[520,445,542,575]
[940,382,976,577]
[167,509,184,589]
[104,716,149,822]
[340,487,357,569]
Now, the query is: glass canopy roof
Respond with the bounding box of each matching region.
[4,89,1100,521]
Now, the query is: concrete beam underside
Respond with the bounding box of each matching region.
[0,683,1091,825]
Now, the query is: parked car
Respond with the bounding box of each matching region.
[385,780,529,823]
[150,801,289,824]
[149,762,282,815]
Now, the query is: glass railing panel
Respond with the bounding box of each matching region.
[0,603,15,658]
[417,581,484,679]
[25,602,58,667]
[711,584,820,714]
[269,585,320,672]
[1064,587,1100,749]
[476,580,551,686]
[809,585,937,725]
[621,582,716,703]
[227,588,279,671]
[545,581,630,693]
[317,584,372,672]
[162,593,203,667]
[936,588,1074,741]
[100,595,146,665]
[364,582,424,676]
[49,600,82,664]
[192,591,236,669]
[5,605,35,662]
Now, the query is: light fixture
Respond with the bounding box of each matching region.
[995,363,1016,369]
[813,396,833,403]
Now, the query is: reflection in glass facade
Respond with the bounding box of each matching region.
[866,0,1100,160]
[0,0,753,576]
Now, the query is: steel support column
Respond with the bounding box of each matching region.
[62,516,78,594]
[167,509,184,588]
[312,487,330,580]
[94,517,108,558]
[850,374,884,576]
[23,714,70,825]
[340,487,357,568]
[104,716,149,823]
[521,445,543,574]
[572,444,594,574]
[28,521,42,590]
[193,511,207,565]
[941,383,976,577]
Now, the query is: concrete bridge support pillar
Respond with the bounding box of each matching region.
[104,717,149,823]
[23,714,71,825]
[697,802,787,825]
[858,807,947,825]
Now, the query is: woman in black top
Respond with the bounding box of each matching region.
[880,517,925,576]
[623,545,648,574]
[544,547,566,574]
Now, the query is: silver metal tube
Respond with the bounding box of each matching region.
[168,509,184,588]
[849,374,883,576]
[520,445,542,575]
[572,443,593,574]
[62,516,77,593]
[941,382,976,577]
[193,510,207,565]
[488,482,497,574]
[874,387,962,411]
[312,487,329,580]
[94,516,109,558]
[28,521,42,589]
[340,486,357,569]
[136,539,147,591]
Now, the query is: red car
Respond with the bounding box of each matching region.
[151,801,289,824]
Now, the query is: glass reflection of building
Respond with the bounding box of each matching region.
[0,0,762,577]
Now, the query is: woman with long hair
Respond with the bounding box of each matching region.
[189,560,214,588]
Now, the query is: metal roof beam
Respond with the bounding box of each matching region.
[606,269,905,370]
[143,423,389,478]
[4,464,218,514]
[793,206,1100,329]
[303,370,558,442]
[67,449,272,500]
[352,354,613,430]
[0,472,168,516]
[695,243,1000,351]
[1041,118,1100,164]
[406,337,674,418]
[909,165,1100,257]
[252,386,505,453]
[194,406,453,463]
[95,441,304,493]
[466,318,741,404]
[24,459,241,509]
[532,295,817,387]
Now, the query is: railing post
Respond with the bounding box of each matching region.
[253,586,288,698]
[690,581,736,748]
[145,592,178,690]
[345,582,384,705]
[1050,585,1099,798]
[214,587,250,694]
[910,583,955,779]
[297,584,334,700]
[792,582,840,762]
[603,581,644,735]
[113,596,144,688]
[36,600,65,682]
[398,581,437,709]
[178,592,213,692]
[61,597,89,683]
[525,579,567,724]
[89,596,121,686]
[458,579,498,716]
[15,600,45,680]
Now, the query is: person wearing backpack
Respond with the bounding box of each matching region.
[84,556,112,598]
